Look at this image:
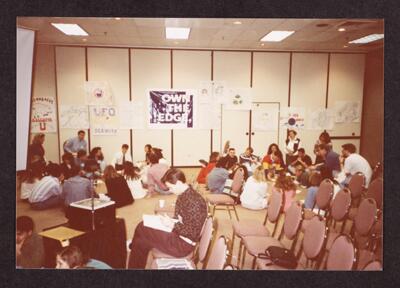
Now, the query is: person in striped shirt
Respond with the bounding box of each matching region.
[29,163,63,210]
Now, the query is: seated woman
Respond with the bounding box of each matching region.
[124,161,147,199]
[88,147,106,173]
[206,158,230,194]
[60,152,75,180]
[103,165,134,208]
[262,143,285,170]
[128,168,208,269]
[273,172,297,212]
[304,172,322,209]
[152,147,169,166]
[240,165,269,210]
[20,161,44,201]
[196,152,220,184]
[56,245,112,269]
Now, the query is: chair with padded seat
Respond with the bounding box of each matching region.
[206,168,244,221]
[230,188,284,267]
[324,234,356,270]
[204,236,229,270]
[347,172,366,207]
[363,260,382,271]
[240,201,303,269]
[256,215,328,270]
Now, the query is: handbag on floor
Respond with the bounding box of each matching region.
[257,246,297,269]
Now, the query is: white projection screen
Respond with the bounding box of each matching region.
[16,27,35,171]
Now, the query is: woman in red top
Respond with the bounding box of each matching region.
[196,152,220,184]
[262,143,285,168]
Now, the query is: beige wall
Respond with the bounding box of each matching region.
[31,45,371,166]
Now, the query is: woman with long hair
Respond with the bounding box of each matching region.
[28,133,46,167]
[240,165,269,210]
[262,143,285,169]
[124,161,147,199]
[103,165,134,207]
[273,171,297,212]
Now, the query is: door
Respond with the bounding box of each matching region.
[220,108,250,155]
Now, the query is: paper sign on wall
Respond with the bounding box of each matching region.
[59,105,89,129]
[31,96,57,133]
[119,101,145,130]
[223,88,252,111]
[252,108,279,131]
[148,90,196,129]
[89,106,119,135]
[84,81,114,106]
[280,107,306,129]
[308,108,335,130]
[334,101,361,123]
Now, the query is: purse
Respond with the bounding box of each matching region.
[257,246,298,269]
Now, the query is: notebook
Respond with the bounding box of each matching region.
[142,214,178,233]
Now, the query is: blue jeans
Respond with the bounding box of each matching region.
[304,186,319,209]
[31,195,62,210]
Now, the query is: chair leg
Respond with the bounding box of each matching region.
[230,231,235,259]
[212,205,216,217]
[237,239,243,267]
[251,256,257,270]
[241,247,247,269]
[227,206,232,219]
[233,206,239,221]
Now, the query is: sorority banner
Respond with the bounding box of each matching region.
[59,105,89,129]
[84,81,114,106]
[31,96,57,133]
[89,106,119,135]
[280,107,306,129]
[148,90,196,129]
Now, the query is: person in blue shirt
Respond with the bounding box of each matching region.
[309,144,341,180]
[207,158,230,193]
[64,130,88,156]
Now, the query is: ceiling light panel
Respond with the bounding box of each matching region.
[349,33,384,44]
[51,23,89,36]
[165,27,190,39]
[260,30,295,42]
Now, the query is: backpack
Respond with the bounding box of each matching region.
[257,246,298,269]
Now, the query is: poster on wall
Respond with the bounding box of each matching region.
[59,105,89,129]
[197,103,222,129]
[148,90,196,129]
[119,101,145,130]
[334,101,361,123]
[30,96,57,133]
[89,106,119,135]
[308,108,335,130]
[223,88,252,111]
[252,108,279,131]
[84,81,114,106]
[280,107,306,129]
[213,81,228,104]
[198,81,213,104]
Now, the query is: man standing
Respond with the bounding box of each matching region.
[64,130,88,156]
[16,216,44,268]
[341,143,373,187]
[111,144,133,171]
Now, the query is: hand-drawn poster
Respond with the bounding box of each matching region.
[31,96,57,133]
[89,106,119,135]
[252,108,279,131]
[223,88,252,111]
[148,90,196,129]
[280,107,306,129]
[198,81,213,104]
[334,101,361,123]
[213,81,228,104]
[119,101,145,130]
[59,105,89,129]
[308,108,335,130]
[84,81,114,106]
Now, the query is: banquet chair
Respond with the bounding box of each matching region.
[363,260,382,271]
[347,172,366,207]
[204,236,229,270]
[324,234,356,270]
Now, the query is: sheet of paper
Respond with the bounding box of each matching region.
[156,258,194,270]
[143,214,174,233]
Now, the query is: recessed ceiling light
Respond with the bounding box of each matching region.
[349,33,384,44]
[233,21,242,25]
[260,43,265,46]
[115,17,121,20]
[51,23,88,36]
[338,27,346,32]
[165,27,190,40]
[260,31,295,42]
[82,38,87,42]
[343,45,348,48]
[174,41,179,44]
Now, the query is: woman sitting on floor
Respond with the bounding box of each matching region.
[196,151,220,184]
[207,158,230,194]
[127,168,208,269]
[240,165,269,210]
[103,165,134,208]
[273,171,297,212]
[123,161,147,199]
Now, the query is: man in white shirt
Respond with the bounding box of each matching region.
[341,143,373,187]
[111,144,133,171]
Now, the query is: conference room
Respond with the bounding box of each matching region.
[16,17,383,270]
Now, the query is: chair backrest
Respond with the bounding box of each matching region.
[326,235,356,270]
[302,216,327,261]
[315,179,334,210]
[354,198,377,236]
[363,260,382,271]
[348,172,366,199]
[365,177,383,210]
[330,188,352,221]
[231,168,244,194]
[282,201,303,241]
[267,188,284,223]
[205,236,228,270]
[198,217,214,263]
